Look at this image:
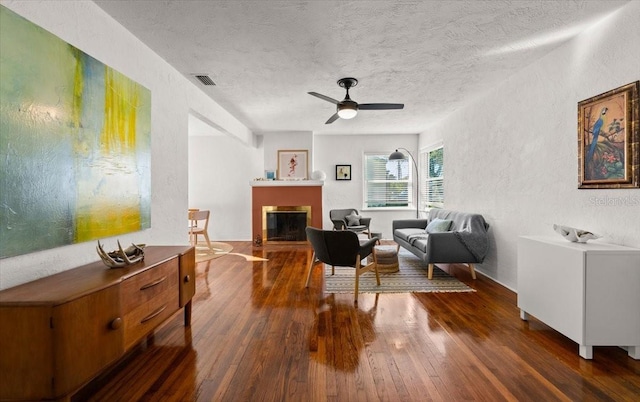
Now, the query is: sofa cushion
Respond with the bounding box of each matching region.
[426,218,452,233]
[394,228,426,243]
[346,211,361,226]
[406,232,430,253]
[409,237,429,253]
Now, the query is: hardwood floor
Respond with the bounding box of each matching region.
[81,241,640,401]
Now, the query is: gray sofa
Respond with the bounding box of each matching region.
[392,209,490,279]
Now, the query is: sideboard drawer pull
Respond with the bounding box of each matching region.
[140,305,167,323]
[140,276,167,290]
[110,317,122,330]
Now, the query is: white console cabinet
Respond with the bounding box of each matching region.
[517,236,640,360]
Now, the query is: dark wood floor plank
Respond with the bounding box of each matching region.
[79,241,640,401]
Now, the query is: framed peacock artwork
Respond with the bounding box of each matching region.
[578,81,639,189]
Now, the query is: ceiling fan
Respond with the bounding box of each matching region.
[308,77,404,124]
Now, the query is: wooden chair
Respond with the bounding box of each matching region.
[305,226,380,303]
[188,210,212,250]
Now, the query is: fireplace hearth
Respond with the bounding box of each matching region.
[262,206,311,243]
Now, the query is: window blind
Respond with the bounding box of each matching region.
[364,153,411,208]
[419,146,444,209]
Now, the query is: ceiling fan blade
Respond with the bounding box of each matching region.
[308,92,339,104]
[358,103,404,110]
[325,113,340,124]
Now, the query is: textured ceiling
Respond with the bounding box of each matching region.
[94,0,628,135]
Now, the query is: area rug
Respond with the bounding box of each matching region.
[195,241,233,263]
[324,248,475,294]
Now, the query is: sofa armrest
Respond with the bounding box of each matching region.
[392,219,429,231]
[359,217,372,227]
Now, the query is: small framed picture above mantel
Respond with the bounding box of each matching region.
[277,150,308,180]
[336,165,351,181]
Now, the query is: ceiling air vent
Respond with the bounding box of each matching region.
[192,74,216,86]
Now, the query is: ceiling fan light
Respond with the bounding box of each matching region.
[337,108,357,119]
[337,101,358,119]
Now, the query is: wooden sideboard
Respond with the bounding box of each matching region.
[0,245,195,401]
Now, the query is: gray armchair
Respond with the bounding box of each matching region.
[329,208,372,238]
[305,226,380,303]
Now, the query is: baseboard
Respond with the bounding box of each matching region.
[474,268,517,293]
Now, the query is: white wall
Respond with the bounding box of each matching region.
[0,0,253,289]
[419,1,640,290]
[314,134,419,238]
[260,131,314,177]
[188,116,263,241]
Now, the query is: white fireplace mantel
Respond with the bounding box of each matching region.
[250,180,324,187]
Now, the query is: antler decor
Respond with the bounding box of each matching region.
[97,240,145,268]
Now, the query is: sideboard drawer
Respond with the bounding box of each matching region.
[121,258,178,315]
[122,259,179,349]
[123,288,178,350]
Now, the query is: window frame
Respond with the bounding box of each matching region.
[419,142,444,211]
[362,151,414,211]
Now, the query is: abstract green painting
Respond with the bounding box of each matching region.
[0,5,151,258]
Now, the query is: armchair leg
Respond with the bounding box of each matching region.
[468,263,477,280]
[353,253,380,303]
[305,252,316,287]
[427,263,434,280]
[373,253,380,286]
[354,259,360,304]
